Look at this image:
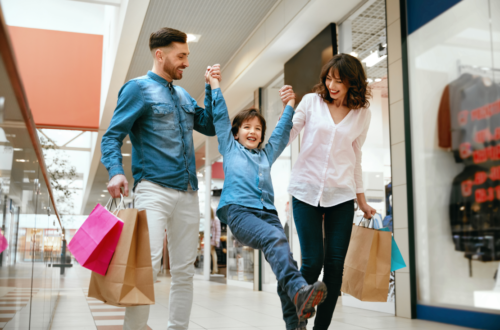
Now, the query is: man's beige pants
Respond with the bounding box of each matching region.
[124,180,199,330]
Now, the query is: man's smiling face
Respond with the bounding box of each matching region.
[161,42,190,80]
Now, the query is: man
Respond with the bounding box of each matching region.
[101,27,221,330]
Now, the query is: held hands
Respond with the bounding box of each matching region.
[205,64,221,89]
[107,174,129,198]
[279,85,296,108]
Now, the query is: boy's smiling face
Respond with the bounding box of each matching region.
[234,117,263,150]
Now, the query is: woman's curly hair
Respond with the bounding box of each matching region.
[313,53,371,109]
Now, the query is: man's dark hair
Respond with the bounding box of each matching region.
[149,27,187,51]
[231,108,267,148]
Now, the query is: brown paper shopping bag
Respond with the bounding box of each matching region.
[341,223,392,302]
[88,208,155,306]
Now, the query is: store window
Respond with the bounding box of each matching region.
[407,0,500,312]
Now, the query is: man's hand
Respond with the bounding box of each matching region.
[210,64,221,82]
[205,66,212,84]
[279,85,296,108]
[107,174,129,198]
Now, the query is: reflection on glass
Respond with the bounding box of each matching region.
[408,0,500,312]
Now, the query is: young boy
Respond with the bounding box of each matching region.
[207,69,327,330]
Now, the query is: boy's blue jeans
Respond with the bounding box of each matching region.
[227,204,308,330]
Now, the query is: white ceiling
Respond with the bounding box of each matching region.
[126,0,279,98]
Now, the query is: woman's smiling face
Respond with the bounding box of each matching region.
[325,68,348,102]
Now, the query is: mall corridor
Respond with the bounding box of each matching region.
[1,0,500,329]
[9,265,471,330]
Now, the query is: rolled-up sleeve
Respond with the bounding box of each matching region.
[353,109,371,193]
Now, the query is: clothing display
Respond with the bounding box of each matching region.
[287,93,371,208]
[438,73,500,262]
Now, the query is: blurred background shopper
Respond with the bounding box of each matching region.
[279,53,376,330]
[101,27,220,330]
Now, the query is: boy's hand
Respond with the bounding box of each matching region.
[210,64,221,81]
[208,65,221,89]
[279,85,295,108]
[205,64,221,84]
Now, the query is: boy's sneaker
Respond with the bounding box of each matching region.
[294,281,327,322]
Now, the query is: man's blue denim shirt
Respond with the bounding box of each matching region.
[210,88,294,224]
[101,71,216,191]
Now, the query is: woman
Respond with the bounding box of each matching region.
[279,53,376,330]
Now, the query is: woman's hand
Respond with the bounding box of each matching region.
[356,193,376,219]
[359,201,376,219]
[279,85,296,108]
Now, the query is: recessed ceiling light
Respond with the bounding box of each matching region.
[16,159,28,162]
[367,78,373,83]
[101,194,105,197]
[375,78,382,82]
[123,153,131,157]
[13,148,23,151]
[350,51,358,57]
[187,34,201,43]
[126,141,131,144]
[103,190,108,192]
[362,51,387,67]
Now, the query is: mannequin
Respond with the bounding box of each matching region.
[210,208,221,274]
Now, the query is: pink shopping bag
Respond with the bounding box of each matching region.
[68,203,124,275]
[0,232,8,254]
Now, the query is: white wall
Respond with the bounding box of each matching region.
[1,0,104,34]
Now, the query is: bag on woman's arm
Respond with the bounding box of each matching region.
[341,220,392,302]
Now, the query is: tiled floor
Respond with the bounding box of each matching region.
[1,264,480,330]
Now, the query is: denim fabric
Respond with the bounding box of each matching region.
[101,71,216,191]
[280,197,355,330]
[227,204,307,330]
[210,88,294,223]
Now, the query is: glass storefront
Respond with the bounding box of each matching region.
[407,0,500,314]
[1,19,63,329]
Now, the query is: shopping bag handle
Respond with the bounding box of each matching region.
[358,216,373,228]
[105,194,125,213]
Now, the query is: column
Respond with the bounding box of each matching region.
[203,138,212,280]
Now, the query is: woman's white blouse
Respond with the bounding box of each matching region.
[288,93,371,207]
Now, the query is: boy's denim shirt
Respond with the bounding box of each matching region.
[101,71,216,191]
[210,88,294,223]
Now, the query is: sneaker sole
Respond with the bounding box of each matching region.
[296,282,327,322]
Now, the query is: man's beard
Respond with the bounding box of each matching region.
[164,62,183,80]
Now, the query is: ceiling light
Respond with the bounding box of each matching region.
[126,141,131,144]
[13,148,23,151]
[367,78,373,83]
[362,51,387,67]
[103,190,108,192]
[375,78,382,82]
[16,159,28,162]
[350,51,358,57]
[197,173,203,177]
[202,157,206,160]
[122,153,131,157]
[101,194,105,197]
[187,34,201,43]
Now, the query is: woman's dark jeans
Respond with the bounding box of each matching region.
[279,197,355,330]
